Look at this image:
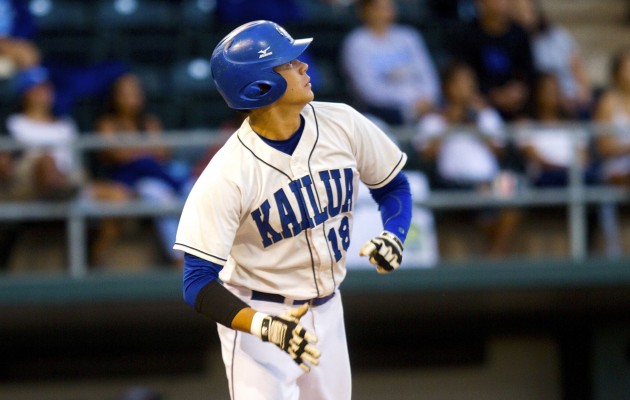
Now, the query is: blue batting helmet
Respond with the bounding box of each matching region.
[210,20,312,110]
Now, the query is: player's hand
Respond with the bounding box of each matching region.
[251,303,320,372]
[359,231,403,274]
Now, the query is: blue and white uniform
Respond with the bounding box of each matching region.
[175,101,409,399]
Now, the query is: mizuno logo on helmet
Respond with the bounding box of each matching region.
[258,47,273,58]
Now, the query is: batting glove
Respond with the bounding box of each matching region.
[359,231,403,274]
[250,303,321,372]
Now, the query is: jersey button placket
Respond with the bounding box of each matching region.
[290,153,327,294]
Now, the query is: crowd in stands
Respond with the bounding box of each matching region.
[1,0,630,268]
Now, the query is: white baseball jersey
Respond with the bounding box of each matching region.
[174,101,406,298]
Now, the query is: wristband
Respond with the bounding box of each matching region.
[250,311,269,338]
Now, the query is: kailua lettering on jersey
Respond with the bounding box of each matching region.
[252,168,354,247]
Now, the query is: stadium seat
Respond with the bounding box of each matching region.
[186,31,231,61]
[29,0,100,65]
[171,58,216,98]
[0,80,13,133]
[99,31,187,65]
[95,0,177,31]
[28,0,91,32]
[300,0,357,27]
[181,0,216,30]
[180,99,233,129]
[134,64,171,99]
[36,34,102,65]
[73,97,102,133]
[0,78,14,103]
[145,99,182,130]
[397,0,432,25]
[312,60,344,100]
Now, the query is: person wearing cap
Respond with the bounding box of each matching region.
[5,66,82,200]
[174,20,412,399]
[2,66,130,269]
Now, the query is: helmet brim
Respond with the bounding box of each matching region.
[273,37,313,67]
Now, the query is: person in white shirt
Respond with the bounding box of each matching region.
[341,0,440,125]
[414,61,520,258]
[594,47,630,186]
[415,62,505,187]
[5,66,130,267]
[516,73,595,187]
[6,66,82,200]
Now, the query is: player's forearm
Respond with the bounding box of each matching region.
[231,307,257,332]
[194,280,250,328]
[183,253,250,329]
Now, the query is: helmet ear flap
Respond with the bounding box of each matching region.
[241,81,273,100]
[239,78,287,107]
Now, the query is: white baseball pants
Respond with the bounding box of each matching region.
[216,288,351,400]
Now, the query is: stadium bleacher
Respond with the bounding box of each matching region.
[1,0,453,132]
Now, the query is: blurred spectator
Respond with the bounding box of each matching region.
[0,0,36,39]
[0,150,17,200]
[95,73,190,267]
[454,0,535,121]
[3,66,129,267]
[511,0,592,118]
[6,66,80,200]
[594,46,630,186]
[515,73,595,187]
[0,0,38,97]
[6,66,127,203]
[0,37,40,78]
[414,61,519,258]
[341,0,440,125]
[415,62,505,187]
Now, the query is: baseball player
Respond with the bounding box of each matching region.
[174,20,412,400]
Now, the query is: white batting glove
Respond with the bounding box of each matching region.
[250,303,321,372]
[359,231,403,274]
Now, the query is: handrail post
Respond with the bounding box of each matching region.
[568,127,587,261]
[68,136,87,277]
[67,202,87,278]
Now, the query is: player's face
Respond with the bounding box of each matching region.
[274,59,314,106]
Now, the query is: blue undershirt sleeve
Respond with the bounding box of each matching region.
[368,171,413,243]
[183,253,223,308]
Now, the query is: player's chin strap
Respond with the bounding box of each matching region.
[250,303,321,372]
[359,231,403,274]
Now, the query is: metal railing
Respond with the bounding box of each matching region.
[0,123,628,277]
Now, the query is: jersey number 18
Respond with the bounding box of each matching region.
[326,216,350,262]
